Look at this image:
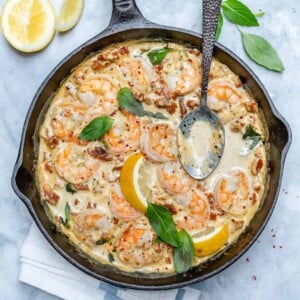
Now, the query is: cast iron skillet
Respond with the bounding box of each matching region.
[11,0,292,290]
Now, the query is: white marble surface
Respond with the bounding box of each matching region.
[0,0,299,299]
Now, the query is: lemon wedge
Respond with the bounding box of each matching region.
[120,153,152,214]
[193,223,229,257]
[56,0,84,32]
[1,0,55,53]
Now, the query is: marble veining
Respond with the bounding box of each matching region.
[0,0,299,299]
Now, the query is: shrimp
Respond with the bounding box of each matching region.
[157,161,194,195]
[176,190,210,232]
[54,143,100,184]
[140,121,178,162]
[73,209,113,244]
[160,50,201,96]
[207,80,242,111]
[51,104,87,141]
[77,77,119,121]
[119,57,151,98]
[109,185,143,221]
[116,217,165,268]
[105,110,141,154]
[214,169,252,215]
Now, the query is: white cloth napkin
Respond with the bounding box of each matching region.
[19,224,203,300]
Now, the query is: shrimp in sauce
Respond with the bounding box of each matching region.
[105,110,141,155]
[51,104,87,141]
[157,161,194,195]
[214,169,252,215]
[109,184,142,221]
[160,50,201,96]
[176,190,210,232]
[116,217,166,268]
[140,121,178,162]
[54,143,100,184]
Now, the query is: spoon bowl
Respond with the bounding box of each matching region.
[178,105,225,179]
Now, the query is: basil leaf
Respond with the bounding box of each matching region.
[118,88,168,120]
[216,12,223,41]
[243,125,261,150]
[173,229,195,273]
[66,183,77,195]
[147,203,181,248]
[64,203,71,228]
[96,238,109,245]
[147,47,171,65]
[79,116,113,141]
[118,87,145,116]
[108,252,115,263]
[241,32,284,72]
[222,0,259,26]
[144,111,168,120]
[243,124,260,139]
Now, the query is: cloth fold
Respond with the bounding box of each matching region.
[19,224,202,300]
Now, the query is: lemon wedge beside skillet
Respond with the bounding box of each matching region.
[1,0,55,53]
[56,0,84,32]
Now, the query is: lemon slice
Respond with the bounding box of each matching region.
[120,153,152,214]
[56,0,84,32]
[1,0,55,53]
[193,223,229,257]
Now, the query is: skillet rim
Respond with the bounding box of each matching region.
[11,20,292,290]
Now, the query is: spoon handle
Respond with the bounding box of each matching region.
[201,0,222,106]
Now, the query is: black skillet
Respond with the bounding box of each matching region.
[11,0,292,290]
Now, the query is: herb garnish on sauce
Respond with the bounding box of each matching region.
[243,124,261,150]
[78,116,113,141]
[118,88,168,120]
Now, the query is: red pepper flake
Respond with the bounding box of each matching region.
[252,275,257,281]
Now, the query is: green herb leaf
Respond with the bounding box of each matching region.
[79,116,113,141]
[144,111,168,120]
[173,229,195,273]
[147,203,181,248]
[118,87,145,116]
[66,183,77,194]
[96,238,109,245]
[216,12,223,41]
[108,252,115,263]
[243,124,260,139]
[118,88,168,120]
[222,0,259,26]
[147,47,171,65]
[64,203,71,228]
[243,124,261,150]
[241,32,284,72]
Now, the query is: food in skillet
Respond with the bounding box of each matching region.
[37,41,268,273]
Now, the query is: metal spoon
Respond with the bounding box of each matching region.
[178,0,224,179]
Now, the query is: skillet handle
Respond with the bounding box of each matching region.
[11,163,35,214]
[109,0,150,28]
